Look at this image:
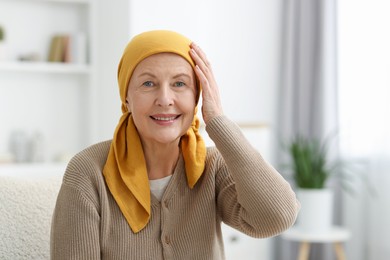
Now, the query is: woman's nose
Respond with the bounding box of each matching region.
[155,84,174,107]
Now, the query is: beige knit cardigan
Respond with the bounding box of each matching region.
[50,116,300,260]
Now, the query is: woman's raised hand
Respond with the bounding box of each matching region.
[190,42,224,124]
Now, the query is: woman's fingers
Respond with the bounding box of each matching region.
[190,43,213,72]
[189,43,223,124]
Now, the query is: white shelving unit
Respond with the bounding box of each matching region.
[0,0,97,168]
[0,61,91,74]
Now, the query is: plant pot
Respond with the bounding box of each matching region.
[296,188,334,234]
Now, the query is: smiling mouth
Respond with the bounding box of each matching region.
[150,115,180,121]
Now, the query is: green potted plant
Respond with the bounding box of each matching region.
[0,25,6,60]
[0,26,4,41]
[283,135,340,234]
[288,136,337,188]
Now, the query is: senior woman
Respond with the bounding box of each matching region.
[50,30,299,259]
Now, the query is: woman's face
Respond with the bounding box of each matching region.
[126,53,197,147]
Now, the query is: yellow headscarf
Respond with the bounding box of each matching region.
[103,30,206,233]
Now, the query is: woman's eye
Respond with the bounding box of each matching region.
[142,81,154,87]
[174,81,185,87]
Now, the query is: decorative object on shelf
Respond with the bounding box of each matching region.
[29,131,45,163]
[69,32,87,64]
[283,135,342,234]
[8,130,30,163]
[18,53,41,62]
[48,34,67,62]
[8,130,46,163]
[48,32,87,64]
[0,24,7,61]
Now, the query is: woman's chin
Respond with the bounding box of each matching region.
[141,132,183,147]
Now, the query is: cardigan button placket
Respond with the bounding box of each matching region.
[161,199,172,257]
[164,235,171,245]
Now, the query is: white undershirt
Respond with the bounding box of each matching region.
[149,175,172,201]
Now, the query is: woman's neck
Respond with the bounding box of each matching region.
[142,142,180,180]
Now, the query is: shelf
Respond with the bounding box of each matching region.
[3,0,91,5]
[0,61,91,74]
[0,162,67,177]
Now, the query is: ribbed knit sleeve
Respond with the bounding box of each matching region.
[50,143,109,260]
[50,184,100,260]
[206,116,300,238]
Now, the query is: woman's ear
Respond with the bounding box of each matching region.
[125,98,131,112]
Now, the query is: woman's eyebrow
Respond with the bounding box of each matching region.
[138,72,156,78]
[173,73,192,79]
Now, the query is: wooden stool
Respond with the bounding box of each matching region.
[281,226,350,260]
